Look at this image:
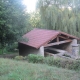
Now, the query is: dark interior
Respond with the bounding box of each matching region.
[44,42,71,55]
[18,43,36,56]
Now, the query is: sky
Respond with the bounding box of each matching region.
[23,0,38,12]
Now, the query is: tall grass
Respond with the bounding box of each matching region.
[27,54,80,70]
[0,58,80,80]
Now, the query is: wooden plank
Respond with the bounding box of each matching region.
[45,47,66,53]
[45,52,54,56]
[44,40,72,47]
[59,36,69,39]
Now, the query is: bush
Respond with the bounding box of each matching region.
[27,54,44,63]
[44,57,80,70]
[44,56,54,66]
[66,60,80,70]
[14,56,27,60]
[44,56,61,67]
[6,42,18,52]
[27,54,80,70]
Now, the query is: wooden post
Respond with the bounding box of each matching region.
[57,37,59,42]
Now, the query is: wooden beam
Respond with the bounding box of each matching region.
[45,47,66,53]
[45,52,54,56]
[59,36,69,39]
[44,40,72,47]
[57,37,59,42]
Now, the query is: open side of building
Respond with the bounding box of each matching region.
[18,28,80,59]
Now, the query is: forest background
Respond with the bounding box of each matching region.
[0,0,80,54]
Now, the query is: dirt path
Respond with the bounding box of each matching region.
[0,53,19,58]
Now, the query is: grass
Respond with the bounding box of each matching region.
[0,58,80,80]
[0,49,12,55]
[0,49,3,54]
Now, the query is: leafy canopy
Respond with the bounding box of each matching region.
[0,0,30,52]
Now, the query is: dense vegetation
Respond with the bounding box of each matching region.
[19,54,80,70]
[36,0,80,37]
[0,0,80,54]
[0,0,30,53]
[0,1,80,79]
[0,58,80,80]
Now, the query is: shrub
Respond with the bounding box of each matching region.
[44,56,61,67]
[27,54,80,70]
[67,60,80,70]
[27,54,44,63]
[6,42,18,52]
[44,56,54,66]
[44,56,80,70]
[58,59,80,70]
[14,56,25,60]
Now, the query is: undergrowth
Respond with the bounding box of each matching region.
[26,54,80,70]
[0,58,80,80]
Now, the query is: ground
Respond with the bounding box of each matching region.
[0,58,80,80]
[0,53,18,58]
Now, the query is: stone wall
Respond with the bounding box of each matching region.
[65,39,80,59]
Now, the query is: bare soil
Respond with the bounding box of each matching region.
[0,53,19,58]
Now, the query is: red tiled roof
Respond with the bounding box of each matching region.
[19,28,79,49]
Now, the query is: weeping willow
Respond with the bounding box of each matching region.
[37,0,80,37]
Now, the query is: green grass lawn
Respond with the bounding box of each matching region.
[0,58,80,80]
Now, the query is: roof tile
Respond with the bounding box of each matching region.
[19,28,79,48]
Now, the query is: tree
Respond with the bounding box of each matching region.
[29,11,44,28]
[37,0,80,37]
[0,0,30,53]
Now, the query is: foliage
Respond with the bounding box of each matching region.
[0,48,7,54]
[37,0,80,37]
[19,37,29,42]
[0,0,30,53]
[0,58,80,80]
[6,42,18,52]
[29,11,44,28]
[44,57,80,70]
[44,57,61,67]
[27,54,80,70]
[27,54,44,63]
[14,56,27,60]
